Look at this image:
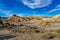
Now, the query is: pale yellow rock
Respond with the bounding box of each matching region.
[40,20,51,27]
[53,14,60,22]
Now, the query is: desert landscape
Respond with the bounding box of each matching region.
[0,14,60,40]
[0,0,60,40]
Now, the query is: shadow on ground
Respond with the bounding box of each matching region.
[0,35,16,40]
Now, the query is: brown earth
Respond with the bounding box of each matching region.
[1,14,60,40]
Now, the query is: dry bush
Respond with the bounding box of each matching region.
[52,14,60,22]
[28,16,42,20]
[40,32,57,39]
[11,26,40,33]
[0,22,11,28]
[54,30,60,37]
[40,20,51,27]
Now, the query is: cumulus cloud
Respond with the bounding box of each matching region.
[0,9,24,17]
[21,0,52,9]
[49,5,60,12]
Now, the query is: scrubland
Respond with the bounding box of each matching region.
[0,14,60,40]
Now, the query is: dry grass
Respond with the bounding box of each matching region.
[1,15,60,40]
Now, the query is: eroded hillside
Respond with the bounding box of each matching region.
[0,14,60,40]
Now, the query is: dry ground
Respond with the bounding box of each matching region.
[0,21,60,40]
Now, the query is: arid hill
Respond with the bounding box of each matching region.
[41,14,60,23]
[4,15,42,23]
[1,14,60,40]
[4,15,29,23]
[3,14,60,27]
[53,14,60,22]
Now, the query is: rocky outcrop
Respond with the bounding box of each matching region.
[4,15,42,23]
[53,14,60,22]
[4,14,60,23]
[4,15,29,23]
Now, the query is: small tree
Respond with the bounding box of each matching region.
[13,14,17,16]
[0,17,3,24]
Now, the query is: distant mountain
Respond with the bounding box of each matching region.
[1,17,8,20]
[3,15,42,23]
[3,15,29,23]
[53,14,60,22]
[3,14,60,23]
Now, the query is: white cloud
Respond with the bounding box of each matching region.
[16,14,24,17]
[0,9,13,17]
[21,0,52,9]
[32,14,49,16]
[49,8,60,12]
[56,5,60,8]
[49,5,60,12]
[0,9,24,17]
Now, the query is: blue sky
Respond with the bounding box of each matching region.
[0,0,60,17]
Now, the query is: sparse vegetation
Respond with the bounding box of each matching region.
[0,17,3,25]
[10,25,40,34]
[0,15,60,40]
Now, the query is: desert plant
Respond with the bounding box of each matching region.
[0,17,3,24]
[2,23,10,28]
[20,24,24,26]
[13,14,17,16]
[54,30,60,37]
[11,24,16,26]
[41,32,57,39]
[40,21,51,27]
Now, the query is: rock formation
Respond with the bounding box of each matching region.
[4,15,29,23]
[53,14,60,22]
